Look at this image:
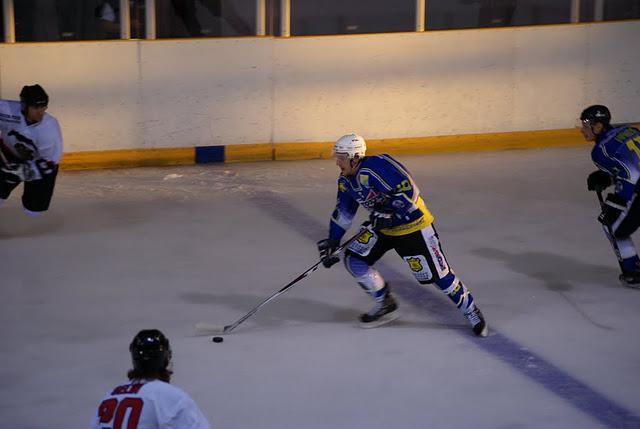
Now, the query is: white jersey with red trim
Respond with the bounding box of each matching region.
[89,379,212,429]
[0,98,63,163]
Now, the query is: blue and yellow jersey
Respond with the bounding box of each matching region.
[328,154,434,241]
[592,126,640,202]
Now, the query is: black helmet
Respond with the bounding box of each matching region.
[20,84,49,108]
[129,329,172,373]
[580,105,611,127]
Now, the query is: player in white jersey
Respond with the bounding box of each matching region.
[89,329,212,429]
[0,84,63,215]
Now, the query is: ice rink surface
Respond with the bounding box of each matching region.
[1,146,639,428]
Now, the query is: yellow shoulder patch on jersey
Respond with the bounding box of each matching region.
[358,173,369,187]
[338,181,348,193]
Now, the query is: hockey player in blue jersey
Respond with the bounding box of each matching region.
[317,133,488,336]
[581,105,640,287]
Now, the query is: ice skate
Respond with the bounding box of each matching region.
[619,271,640,289]
[359,292,400,328]
[464,306,488,337]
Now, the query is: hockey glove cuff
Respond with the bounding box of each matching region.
[370,210,394,230]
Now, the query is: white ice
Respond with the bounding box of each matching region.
[1,146,639,428]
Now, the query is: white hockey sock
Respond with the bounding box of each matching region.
[617,237,638,260]
[355,269,387,300]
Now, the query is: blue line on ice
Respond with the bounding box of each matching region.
[251,190,640,428]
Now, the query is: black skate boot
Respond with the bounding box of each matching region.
[619,271,640,289]
[464,306,488,337]
[359,291,400,328]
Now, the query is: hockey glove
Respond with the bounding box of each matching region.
[587,170,612,191]
[598,193,626,227]
[0,163,24,185]
[14,143,36,161]
[317,238,340,268]
[369,210,394,230]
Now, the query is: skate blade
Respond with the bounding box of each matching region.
[475,323,489,338]
[358,310,401,329]
[622,282,640,290]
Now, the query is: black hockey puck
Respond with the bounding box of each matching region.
[212,336,224,343]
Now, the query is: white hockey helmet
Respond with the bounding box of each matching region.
[333,133,367,159]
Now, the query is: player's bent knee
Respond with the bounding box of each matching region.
[614,222,640,240]
[614,200,640,239]
[613,230,629,240]
[434,272,456,291]
[344,253,370,277]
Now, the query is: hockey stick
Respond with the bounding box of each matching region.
[596,188,623,267]
[195,226,371,335]
[0,143,11,167]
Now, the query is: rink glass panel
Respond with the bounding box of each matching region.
[154,0,256,38]
[5,0,640,42]
[426,0,572,30]
[579,0,640,21]
[13,0,146,41]
[289,0,416,36]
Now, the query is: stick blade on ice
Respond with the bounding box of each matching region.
[194,322,227,335]
[192,229,369,336]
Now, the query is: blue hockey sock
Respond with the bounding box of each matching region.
[435,273,475,313]
[622,255,640,273]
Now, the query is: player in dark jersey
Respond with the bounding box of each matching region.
[317,133,488,336]
[581,105,640,287]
